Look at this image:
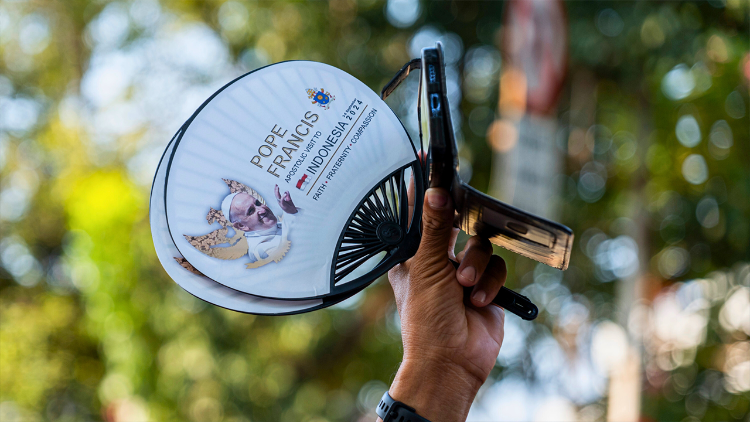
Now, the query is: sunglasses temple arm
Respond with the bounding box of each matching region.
[449,260,539,321]
[381,58,422,100]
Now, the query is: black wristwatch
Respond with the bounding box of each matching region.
[376,391,432,422]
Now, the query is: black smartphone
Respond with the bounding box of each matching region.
[420,43,574,271]
[382,43,576,320]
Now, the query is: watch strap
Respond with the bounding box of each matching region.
[376,391,432,422]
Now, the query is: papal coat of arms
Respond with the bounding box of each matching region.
[307,87,335,110]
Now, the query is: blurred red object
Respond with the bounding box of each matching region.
[502,0,568,115]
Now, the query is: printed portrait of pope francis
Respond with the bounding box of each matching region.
[183,179,300,269]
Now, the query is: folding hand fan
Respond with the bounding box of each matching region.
[163,61,424,302]
[151,130,370,315]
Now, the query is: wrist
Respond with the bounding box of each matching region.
[388,357,482,421]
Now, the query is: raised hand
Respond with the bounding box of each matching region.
[384,188,506,422]
[274,184,298,214]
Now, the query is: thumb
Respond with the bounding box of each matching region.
[416,188,454,265]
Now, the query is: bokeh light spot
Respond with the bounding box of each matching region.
[718,287,750,336]
[487,119,518,152]
[463,45,501,103]
[724,91,746,119]
[594,235,639,281]
[662,64,695,100]
[695,196,720,228]
[641,16,665,48]
[681,154,708,184]
[708,120,733,160]
[675,115,701,147]
[596,9,624,38]
[658,247,690,278]
[578,161,607,202]
[706,35,729,63]
[19,14,50,55]
[592,321,628,373]
[385,0,421,28]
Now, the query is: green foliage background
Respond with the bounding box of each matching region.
[1,1,748,421]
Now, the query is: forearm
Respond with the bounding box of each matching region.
[377,358,482,422]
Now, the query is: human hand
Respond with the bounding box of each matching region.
[274,184,298,214]
[385,188,507,421]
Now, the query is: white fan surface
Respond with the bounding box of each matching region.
[151,137,325,314]
[164,61,415,299]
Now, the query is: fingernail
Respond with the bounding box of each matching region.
[460,266,476,283]
[473,290,486,304]
[426,189,448,209]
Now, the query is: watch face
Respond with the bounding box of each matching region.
[150,131,368,315]
[158,60,423,303]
